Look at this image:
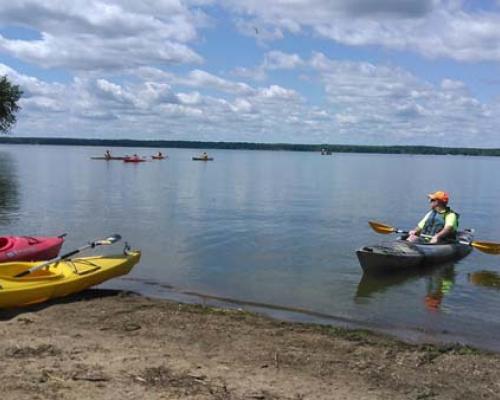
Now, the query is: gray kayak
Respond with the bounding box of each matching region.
[356,230,474,274]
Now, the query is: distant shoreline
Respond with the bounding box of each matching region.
[1,136,499,156]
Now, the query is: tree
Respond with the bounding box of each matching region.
[0,75,23,133]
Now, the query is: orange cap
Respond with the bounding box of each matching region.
[428,191,449,204]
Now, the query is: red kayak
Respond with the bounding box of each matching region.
[0,235,65,262]
[123,156,146,163]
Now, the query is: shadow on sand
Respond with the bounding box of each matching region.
[0,288,139,321]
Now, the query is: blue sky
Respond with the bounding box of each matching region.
[1,0,500,146]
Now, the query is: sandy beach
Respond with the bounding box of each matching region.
[1,289,500,400]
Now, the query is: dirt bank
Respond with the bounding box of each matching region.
[1,290,499,400]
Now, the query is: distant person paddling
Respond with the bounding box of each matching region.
[407,191,459,244]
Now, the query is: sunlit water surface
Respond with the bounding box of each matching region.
[1,144,500,350]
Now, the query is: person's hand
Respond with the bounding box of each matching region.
[407,230,419,242]
[430,235,439,244]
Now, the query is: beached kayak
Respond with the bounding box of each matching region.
[0,250,141,308]
[356,230,474,274]
[0,235,65,262]
[192,157,213,161]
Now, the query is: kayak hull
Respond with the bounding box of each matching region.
[0,236,64,262]
[90,156,126,160]
[356,231,473,274]
[192,157,213,161]
[0,251,141,308]
[152,156,166,160]
[123,158,146,163]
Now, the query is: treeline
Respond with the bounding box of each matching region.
[1,136,500,156]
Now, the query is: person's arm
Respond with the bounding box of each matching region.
[409,212,431,236]
[430,225,453,243]
[408,226,422,236]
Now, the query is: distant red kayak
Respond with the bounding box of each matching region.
[0,235,65,262]
[123,156,146,163]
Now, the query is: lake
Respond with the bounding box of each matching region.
[1,144,500,351]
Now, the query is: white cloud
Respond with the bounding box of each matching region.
[0,1,204,71]
[258,85,298,99]
[229,98,254,113]
[181,69,255,95]
[263,51,303,70]
[222,0,500,62]
[177,91,202,105]
[441,78,466,91]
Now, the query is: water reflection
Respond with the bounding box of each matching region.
[356,263,456,312]
[0,152,19,225]
[468,270,500,290]
[424,265,455,312]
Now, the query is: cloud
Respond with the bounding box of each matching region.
[263,51,303,70]
[304,52,499,145]
[2,2,500,147]
[0,1,204,71]
[3,52,500,146]
[232,51,303,82]
[440,78,466,91]
[343,0,435,17]
[258,84,298,99]
[222,0,500,62]
[180,69,255,95]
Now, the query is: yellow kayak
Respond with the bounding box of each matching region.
[0,250,141,309]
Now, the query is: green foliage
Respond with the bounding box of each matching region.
[0,137,500,157]
[0,75,23,133]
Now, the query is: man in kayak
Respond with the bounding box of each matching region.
[407,191,459,244]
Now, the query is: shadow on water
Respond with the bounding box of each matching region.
[0,151,20,225]
[468,270,500,290]
[356,262,457,311]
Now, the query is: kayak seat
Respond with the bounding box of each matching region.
[0,237,14,252]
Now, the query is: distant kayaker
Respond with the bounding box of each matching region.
[105,150,111,159]
[158,151,163,157]
[407,191,459,244]
[202,152,208,160]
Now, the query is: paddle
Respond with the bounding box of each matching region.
[368,221,500,255]
[14,234,122,278]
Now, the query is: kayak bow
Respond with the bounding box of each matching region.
[0,235,65,262]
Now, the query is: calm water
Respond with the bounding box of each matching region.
[1,144,500,350]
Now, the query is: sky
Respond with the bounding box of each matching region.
[1,0,500,147]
